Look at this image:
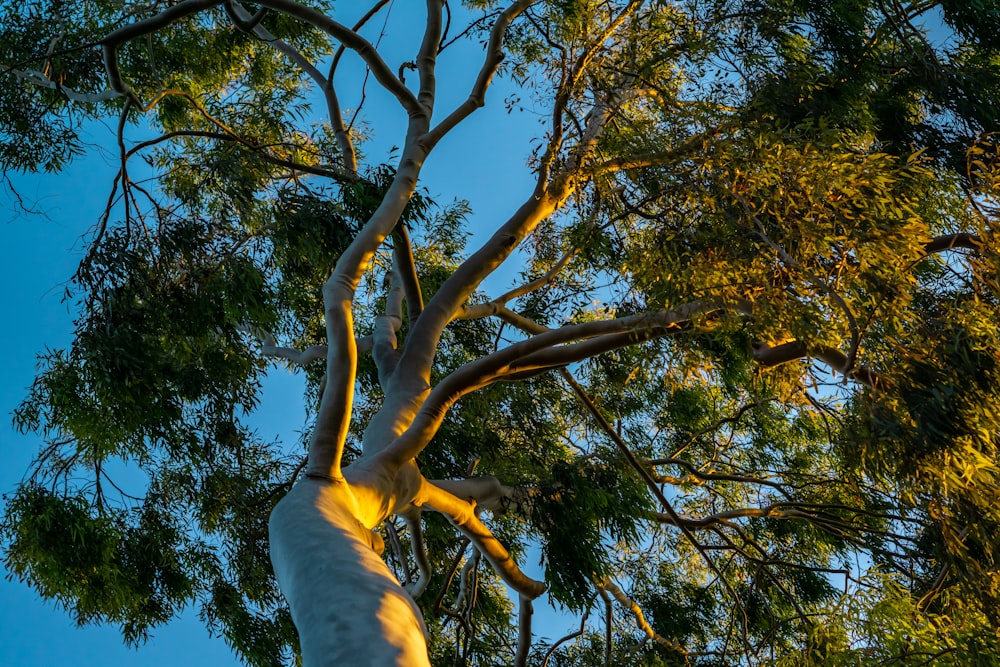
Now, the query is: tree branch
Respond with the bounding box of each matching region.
[383,300,735,468]
[226,0,355,169]
[515,594,534,667]
[400,507,432,599]
[10,68,125,103]
[428,476,533,514]
[395,190,560,387]
[416,0,444,111]
[262,334,329,365]
[415,478,546,598]
[422,0,535,150]
[254,0,423,116]
[924,232,983,254]
[597,579,684,654]
[752,340,884,389]
[589,128,717,174]
[393,226,424,321]
[373,266,405,388]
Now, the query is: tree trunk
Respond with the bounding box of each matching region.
[269,478,430,666]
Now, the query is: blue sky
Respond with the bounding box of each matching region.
[0,5,577,663]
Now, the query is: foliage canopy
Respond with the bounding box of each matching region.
[2,0,1000,665]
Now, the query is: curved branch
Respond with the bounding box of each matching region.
[125,129,356,182]
[101,0,224,103]
[227,0,352,163]
[384,301,733,468]
[589,128,718,175]
[428,476,533,514]
[540,611,589,667]
[752,340,884,389]
[254,0,422,115]
[923,232,983,254]
[422,0,535,149]
[373,267,405,387]
[415,478,546,599]
[263,334,328,365]
[597,579,684,654]
[223,0,267,31]
[393,226,424,321]
[400,508,432,599]
[395,190,560,387]
[416,0,444,110]
[10,68,125,103]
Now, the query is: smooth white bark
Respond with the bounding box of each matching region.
[269,479,430,667]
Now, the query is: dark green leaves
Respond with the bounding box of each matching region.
[2,485,195,644]
[532,460,652,610]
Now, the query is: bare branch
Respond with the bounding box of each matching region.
[255,0,423,116]
[428,476,533,514]
[263,335,329,366]
[752,340,884,389]
[598,579,684,654]
[393,226,424,321]
[536,1,643,187]
[226,0,354,167]
[396,190,560,387]
[400,508,432,599]
[924,232,983,254]
[415,478,546,598]
[416,0,444,110]
[373,267,405,387]
[384,300,736,468]
[457,302,550,335]
[515,594,533,667]
[422,0,535,149]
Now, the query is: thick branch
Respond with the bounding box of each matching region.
[395,190,559,386]
[415,478,546,598]
[373,268,405,388]
[752,340,884,389]
[384,301,730,469]
[428,476,532,514]
[416,0,443,110]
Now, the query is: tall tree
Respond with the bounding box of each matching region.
[2,1,999,665]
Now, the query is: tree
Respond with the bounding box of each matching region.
[2,0,999,664]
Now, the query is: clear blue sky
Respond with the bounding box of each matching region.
[0,4,575,664]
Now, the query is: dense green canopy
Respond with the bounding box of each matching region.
[2,1,999,665]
